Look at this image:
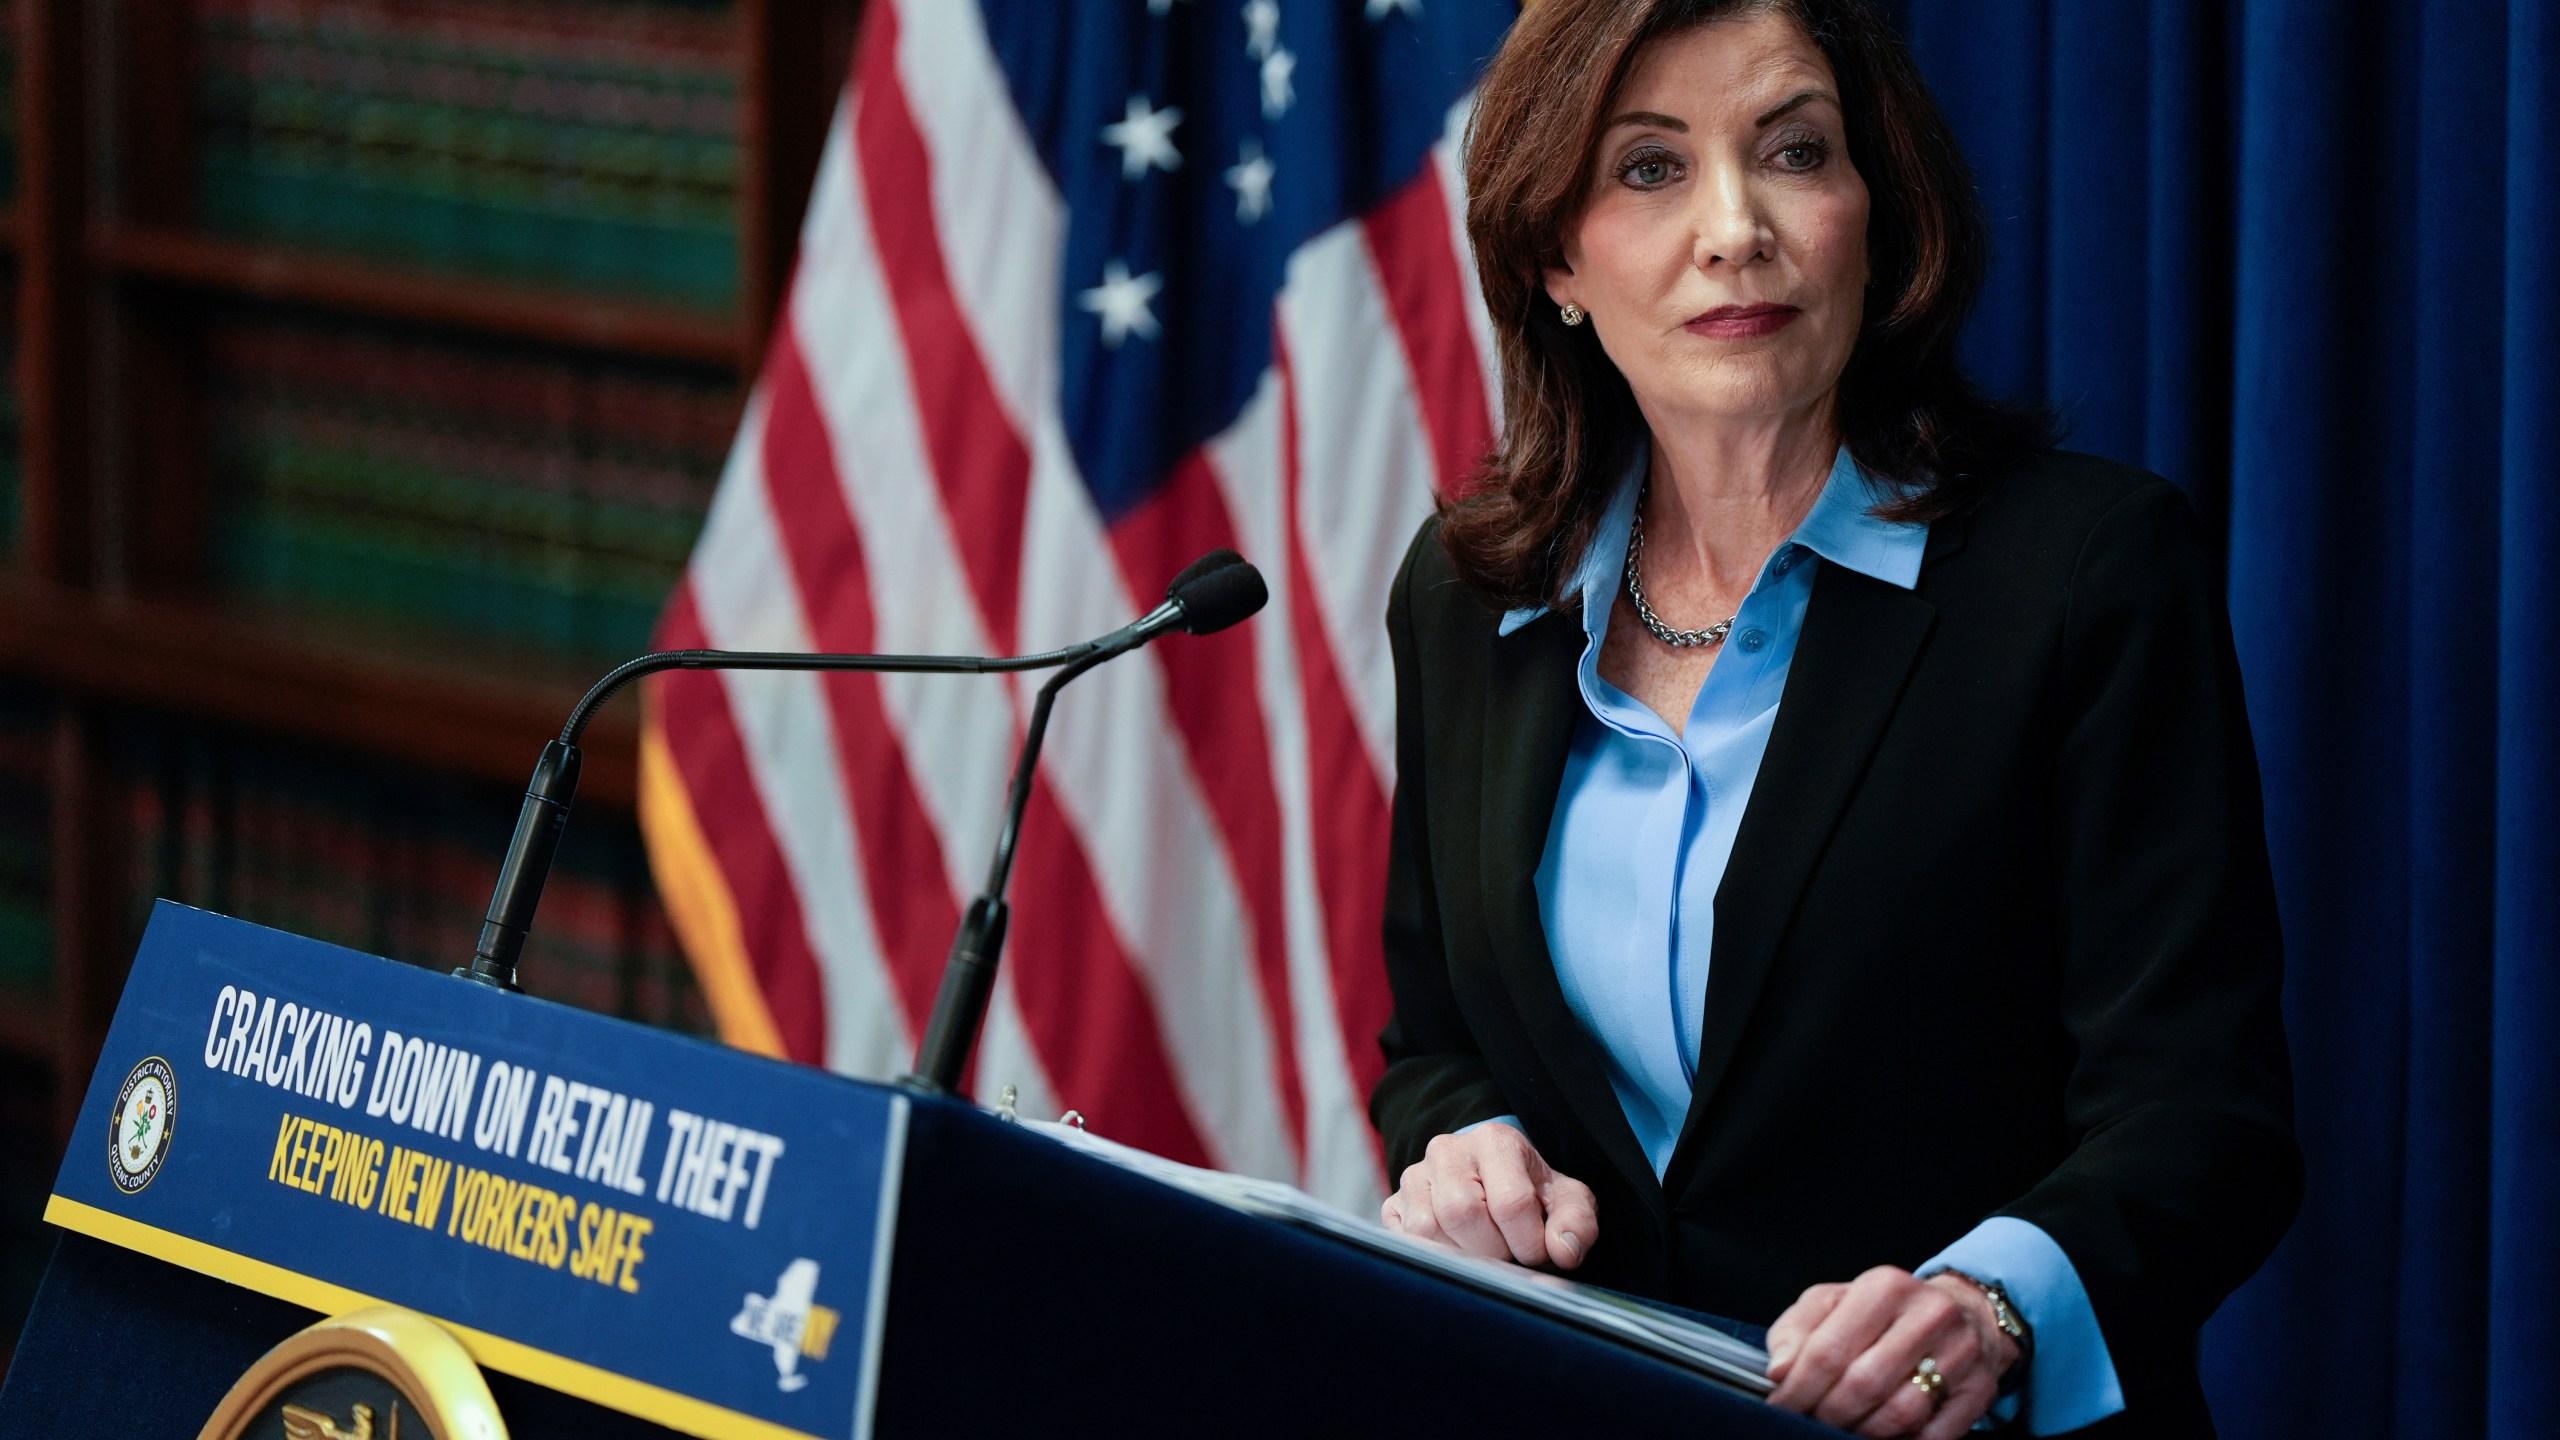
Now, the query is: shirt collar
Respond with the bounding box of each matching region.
[1495,439,1928,638]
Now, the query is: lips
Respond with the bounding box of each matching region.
[1684,303,1801,339]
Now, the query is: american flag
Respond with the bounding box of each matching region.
[639,0,1513,1210]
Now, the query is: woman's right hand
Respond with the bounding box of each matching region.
[1379,1122,1599,1271]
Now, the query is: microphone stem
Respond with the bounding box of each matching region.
[983,645,1117,900]
[910,631,1144,1094]
[459,738,582,992]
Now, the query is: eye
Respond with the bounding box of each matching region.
[1773,136,1829,172]
[1615,146,1682,190]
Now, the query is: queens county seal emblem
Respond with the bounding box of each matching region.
[109,1055,176,1194]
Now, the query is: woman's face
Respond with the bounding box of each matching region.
[1547,11,1870,431]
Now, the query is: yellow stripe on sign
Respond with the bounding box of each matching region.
[638,705,788,1059]
[43,1195,823,1440]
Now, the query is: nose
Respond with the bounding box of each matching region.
[1688,158,1772,270]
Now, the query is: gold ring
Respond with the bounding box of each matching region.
[1909,1356,1948,1409]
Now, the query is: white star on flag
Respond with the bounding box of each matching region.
[1148,0,1192,13]
[1244,0,1281,59]
[1080,260,1164,347]
[1225,137,1275,223]
[1260,47,1297,119]
[1101,95,1184,180]
[1366,0,1421,17]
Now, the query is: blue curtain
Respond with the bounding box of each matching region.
[1883,1,2560,1434]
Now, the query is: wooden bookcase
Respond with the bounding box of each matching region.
[0,0,860,1205]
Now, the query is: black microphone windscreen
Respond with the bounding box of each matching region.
[1167,548,1246,599]
[1171,559,1268,635]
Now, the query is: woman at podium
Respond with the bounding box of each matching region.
[1369,1,2298,1436]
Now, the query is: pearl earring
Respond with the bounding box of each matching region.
[1559,302,1586,327]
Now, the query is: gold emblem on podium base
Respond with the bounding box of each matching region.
[282,1402,381,1440]
[196,1306,509,1440]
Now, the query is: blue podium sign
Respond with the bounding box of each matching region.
[47,902,907,1440]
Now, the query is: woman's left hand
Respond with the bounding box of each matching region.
[1764,1267,2017,1438]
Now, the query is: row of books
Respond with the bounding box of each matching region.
[113,711,708,1032]
[0,13,18,207]
[206,308,736,660]
[0,280,18,563]
[195,0,743,308]
[0,687,715,1025]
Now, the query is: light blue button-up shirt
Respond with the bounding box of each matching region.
[1475,442,2124,1433]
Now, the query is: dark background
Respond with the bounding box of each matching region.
[1889,1,2557,1435]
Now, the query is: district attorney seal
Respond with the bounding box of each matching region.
[109,1055,176,1194]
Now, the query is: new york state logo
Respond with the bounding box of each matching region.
[732,1259,839,1393]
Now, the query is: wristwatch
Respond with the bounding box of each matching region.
[1944,1271,2034,1396]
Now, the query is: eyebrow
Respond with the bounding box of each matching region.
[1602,90,1837,135]
[1753,89,1834,126]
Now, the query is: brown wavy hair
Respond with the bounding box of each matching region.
[1442,0,2051,607]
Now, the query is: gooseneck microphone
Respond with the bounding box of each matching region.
[457,550,1268,1095]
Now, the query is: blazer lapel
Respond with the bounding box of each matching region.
[1477,609,1662,1204]
[1666,563,1938,1182]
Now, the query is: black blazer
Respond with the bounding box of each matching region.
[1371,450,2300,1437]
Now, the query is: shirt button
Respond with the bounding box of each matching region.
[1774,548,1800,574]
[1737,628,1769,652]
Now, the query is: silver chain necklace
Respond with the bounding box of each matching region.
[1624,487,1739,648]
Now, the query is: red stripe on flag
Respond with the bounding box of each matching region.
[852,1,1032,653]
[755,328,958,1039]
[1111,454,1309,1163]
[654,583,831,1065]
[1275,344,1395,1116]
[1362,166,1497,497]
